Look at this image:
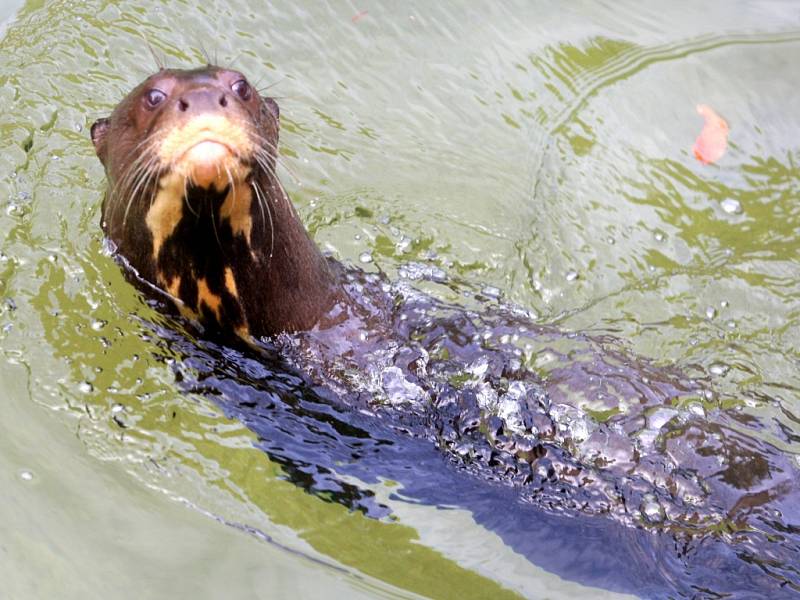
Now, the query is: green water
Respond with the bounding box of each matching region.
[1,1,799,598]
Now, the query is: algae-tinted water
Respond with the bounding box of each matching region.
[1,1,799,599]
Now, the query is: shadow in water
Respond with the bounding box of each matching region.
[156,270,800,599]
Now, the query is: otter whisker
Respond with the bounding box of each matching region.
[225,51,244,70]
[255,77,286,93]
[210,195,224,254]
[252,153,289,217]
[182,176,200,219]
[197,43,212,67]
[116,149,158,224]
[223,164,237,214]
[122,154,161,229]
[144,38,166,71]
[251,180,274,260]
[249,135,302,187]
[111,136,162,216]
[252,152,296,217]
[109,135,159,208]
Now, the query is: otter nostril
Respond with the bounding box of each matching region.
[178,99,189,112]
[219,94,228,108]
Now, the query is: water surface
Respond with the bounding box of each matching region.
[1,1,799,598]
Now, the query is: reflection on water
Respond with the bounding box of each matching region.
[2,0,800,598]
[159,263,800,597]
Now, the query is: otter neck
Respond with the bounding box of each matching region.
[129,171,340,337]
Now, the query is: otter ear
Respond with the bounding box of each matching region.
[90,118,110,165]
[263,97,279,121]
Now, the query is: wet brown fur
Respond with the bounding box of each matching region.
[92,66,340,337]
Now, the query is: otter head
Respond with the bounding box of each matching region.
[92,66,337,337]
[92,67,280,191]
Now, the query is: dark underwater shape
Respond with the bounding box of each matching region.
[147,266,800,600]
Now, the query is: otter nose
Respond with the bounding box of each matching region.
[176,87,229,113]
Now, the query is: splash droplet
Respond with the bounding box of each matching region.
[720,199,742,215]
[640,495,665,523]
[709,363,729,376]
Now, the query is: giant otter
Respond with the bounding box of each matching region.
[91,65,342,337]
[91,65,800,596]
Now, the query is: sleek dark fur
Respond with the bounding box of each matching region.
[92,66,340,336]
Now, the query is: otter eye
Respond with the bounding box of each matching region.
[144,89,166,108]
[232,79,252,101]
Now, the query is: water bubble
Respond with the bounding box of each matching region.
[607,237,615,245]
[686,402,706,418]
[475,381,499,410]
[395,235,412,253]
[78,381,94,394]
[467,356,490,379]
[705,306,716,319]
[90,319,107,331]
[640,495,665,523]
[397,262,446,282]
[551,403,592,443]
[647,407,679,430]
[358,251,373,264]
[720,199,742,214]
[654,231,665,242]
[720,300,729,308]
[481,286,501,299]
[497,396,525,435]
[453,443,472,457]
[111,403,125,414]
[381,366,426,405]
[743,396,759,409]
[567,417,589,442]
[709,363,729,376]
[565,270,579,282]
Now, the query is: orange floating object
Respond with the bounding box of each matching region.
[352,10,368,23]
[693,104,729,165]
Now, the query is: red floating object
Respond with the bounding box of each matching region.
[693,104,729,165]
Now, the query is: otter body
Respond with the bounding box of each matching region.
[92,66,339,336]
